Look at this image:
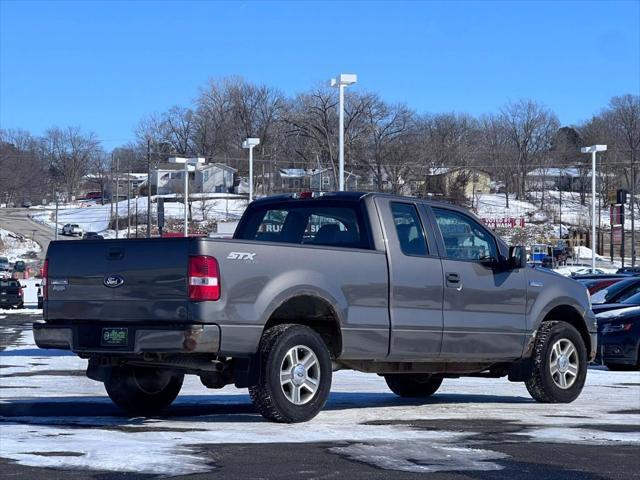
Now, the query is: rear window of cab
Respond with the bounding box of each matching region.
[235,201,372,250]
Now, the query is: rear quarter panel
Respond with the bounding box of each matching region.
[191,239,390,359]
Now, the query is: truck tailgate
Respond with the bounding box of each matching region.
[45,238,191,322]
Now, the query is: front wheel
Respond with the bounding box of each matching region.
[105,366,184,415]
[525,321,587,403]
[384,374,443,398]
[249,324,332,423]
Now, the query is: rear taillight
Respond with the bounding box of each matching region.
[188,255,220,301]
[42,259,48,301]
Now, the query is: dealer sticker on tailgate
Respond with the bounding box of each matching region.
[101,327,128,347]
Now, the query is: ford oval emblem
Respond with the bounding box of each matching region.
[104,275,125,288]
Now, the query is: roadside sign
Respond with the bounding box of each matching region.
[610,204,624,226]
[612,225,623,245]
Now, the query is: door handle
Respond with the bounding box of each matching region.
[446,272,463,291]
[107,247,124,260]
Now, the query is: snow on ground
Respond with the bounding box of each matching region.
[29,196,247,235]
[475,194,538,219]
[478,191,640,230]
[0,326,638,476]
[0,228,41,263]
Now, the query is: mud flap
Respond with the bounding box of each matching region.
[508,358,533,382]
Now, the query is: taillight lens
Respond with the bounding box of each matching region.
[42,259,48,301]
[188,255,220,301]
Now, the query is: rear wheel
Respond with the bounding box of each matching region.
[525,321,587,403]
[105,366,183,415]
[249,324,332,423]
[384,374,443,398]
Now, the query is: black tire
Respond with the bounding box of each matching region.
[525,321,587,403]
[104,366,184,415]
[384,374,443,398]
[249,324,332,423]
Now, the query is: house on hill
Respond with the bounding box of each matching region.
[150,163,236,195]
[423,167,491,199]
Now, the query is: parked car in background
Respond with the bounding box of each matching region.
[616,266,640,275]
[591,278,640,305]
[576,277,627,295]
[83,192,103,201]
[21,200,32,208]
[0,257,10,272]
[62,224,83,237]
[596,306,640,371]
[590,278,640,314]
[570,268,607,277]
[0,279,24,309]
[83,232,104,240]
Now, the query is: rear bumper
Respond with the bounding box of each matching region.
[33,322,220,354]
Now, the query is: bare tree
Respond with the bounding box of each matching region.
[42,127,102,199]
[500,100,559,200]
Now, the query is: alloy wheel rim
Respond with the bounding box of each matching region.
[280,345,320,405]
[549,338,579,389]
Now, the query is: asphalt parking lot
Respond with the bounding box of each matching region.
[1,310,639,480]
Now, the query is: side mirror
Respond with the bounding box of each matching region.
[507,245,526,270]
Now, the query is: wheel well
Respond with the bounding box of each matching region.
[543,305,591,353]
[264,295,342,358]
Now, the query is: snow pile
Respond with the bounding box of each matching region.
[0,228,41,263]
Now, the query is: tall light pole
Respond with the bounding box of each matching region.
[330,73,357,191]
[168,157,205,237]
[242,138,260,202]
[581,145,607,273]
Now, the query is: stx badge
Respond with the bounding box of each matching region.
[227,252,256,261]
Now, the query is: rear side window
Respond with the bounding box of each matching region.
[235,202,370,249]
[391,203,428,256]
[0,280,19,287]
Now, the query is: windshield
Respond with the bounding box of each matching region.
[621,292,640,305]
[591,279,640,304]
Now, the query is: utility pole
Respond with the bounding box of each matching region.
[109,154,114,227]
[146,139,151,238]
[632,162,636,266]
[135,194,139,238]
[54,191,59,241]
[127,167,131,238]
[558,179,562,241]
[115,156,119,239]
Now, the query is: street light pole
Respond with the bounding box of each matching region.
[581,145,607,273]
[242,138,260,202]
[330,74,357,191]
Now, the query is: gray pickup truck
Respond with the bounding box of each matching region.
[35,192,597,422]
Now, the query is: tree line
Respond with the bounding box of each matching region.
[1,77,638,211]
